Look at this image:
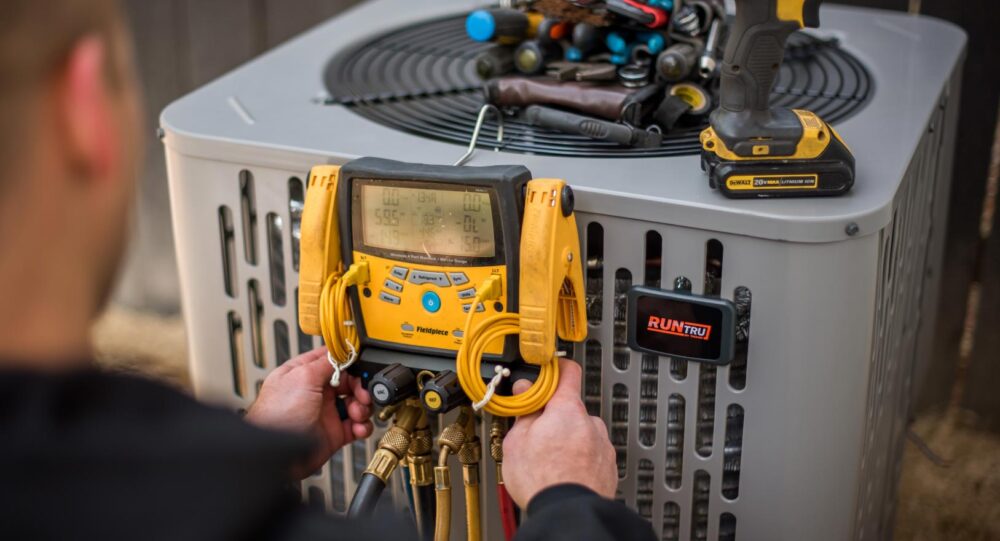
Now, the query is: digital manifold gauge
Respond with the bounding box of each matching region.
[343,159,527,360]
[298,157,588,412]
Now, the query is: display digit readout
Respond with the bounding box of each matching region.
[361,183,497,258]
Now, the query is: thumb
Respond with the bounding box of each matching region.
[296,353,335,390]
[511,378,542,428]
[549,358,583,405]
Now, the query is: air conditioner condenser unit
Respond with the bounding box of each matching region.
[161,2,966,539]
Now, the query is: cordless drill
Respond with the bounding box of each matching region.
[700,0,855,198]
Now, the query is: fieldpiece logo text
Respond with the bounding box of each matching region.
[416,326,448,336]
[646,316,712,341]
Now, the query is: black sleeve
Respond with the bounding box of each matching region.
[0,369,421,541]
[513,484,657,541]
[265,503,420,541]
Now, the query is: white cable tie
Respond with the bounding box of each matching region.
[327,350,342,387]
[328,340,359,388]
[556,350,568,358]
[344,320,355,327]
[473,365,511,412]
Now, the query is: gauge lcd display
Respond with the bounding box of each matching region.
[360,182,497,259]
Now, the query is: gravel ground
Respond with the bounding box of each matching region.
[90,304,1000,540]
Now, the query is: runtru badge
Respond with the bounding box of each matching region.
[626,286,736,365]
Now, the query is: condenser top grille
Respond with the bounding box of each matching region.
[323,14,873,158]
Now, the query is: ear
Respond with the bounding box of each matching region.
[57,36,117,181]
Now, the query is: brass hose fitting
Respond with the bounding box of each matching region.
[409,452,434,486]
[408,411,435,540]
[377,402,402,423]
[458,439,482,466]
[489,416,508,484]
[365,403,421,483]
[348,401,421,519]
[433,466,452,541]
[436,417,469,467]
[408,420,434,487]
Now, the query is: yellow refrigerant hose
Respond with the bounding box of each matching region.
[459,414,482,541]
[434,457,452,541]
[433,409,472,541]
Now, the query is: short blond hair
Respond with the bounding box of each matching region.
[0,0,125,174]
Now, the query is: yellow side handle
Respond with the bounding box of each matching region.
[518,179,587,365]
[298,165,343,336]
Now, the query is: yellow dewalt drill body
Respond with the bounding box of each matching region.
[701,0,855,198]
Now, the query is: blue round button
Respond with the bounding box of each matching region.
[421,291,442,313]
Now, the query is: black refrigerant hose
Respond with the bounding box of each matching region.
[345,404,422,519]
[415,483,437,540]
[346,473,387,518]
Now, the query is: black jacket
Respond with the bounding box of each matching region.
[0,369,654,541]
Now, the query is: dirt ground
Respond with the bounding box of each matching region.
[895,412,1000,540]
[91,305,1000,540]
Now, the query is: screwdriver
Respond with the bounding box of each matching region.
[520,105,663,148]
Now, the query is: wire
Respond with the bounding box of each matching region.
[455,278,560,416]
[346,472,386,518]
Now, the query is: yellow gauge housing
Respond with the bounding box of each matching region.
[297,157,588,375]
[335,158,535,362]
[353,251,508,355]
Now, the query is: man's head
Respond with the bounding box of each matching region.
[0,0,141,360]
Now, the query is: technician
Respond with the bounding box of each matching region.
[0,1,653,540]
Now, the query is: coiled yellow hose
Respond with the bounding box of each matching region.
[455,278,559,417]
[319,262,367,371]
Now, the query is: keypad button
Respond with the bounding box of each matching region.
[452,330,464,338]
[409,270,450,287]
[448,272,470,286]
[390,266,409,280]
[384,279,404,292]
[422,291,442,313]
[379,292,401,305]
[457,288,477,300]
[461,303,485,313]
[401,323,415,332]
